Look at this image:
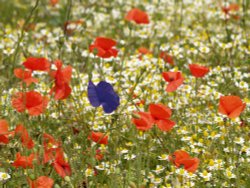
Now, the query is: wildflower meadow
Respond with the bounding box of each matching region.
[0,0,249,187]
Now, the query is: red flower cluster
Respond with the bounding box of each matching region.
[0,120,33,148]
[5,126,71,178]
[43,133,71,178]
[132,103,175,132]
[14,68,38,86]
[12,152,35,169]
[12,57,73,116]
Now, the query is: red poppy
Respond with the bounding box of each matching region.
[132,104,175,132]
[0,119,14,144]
[50,60,72,100]
[169,150,199,173]
[125,8,149,24]
[160,51,174,65]
[222,3,240,20]
[218,96,246,118]
[88,131,108,145]
[52,149,71,178]
[149,103,172,119]
[83,148,104,161]
[138,47,151,55]
[43,133,61,164]
[138,47,151,60]
[12,152,35,169]
[132,112,154,131]
[95,149,104,161]
[222,3,239,14]
[28,176,54,188]
[15,124,34,149]
[23,57,51,72]
[162,71,184,92]
[50,0,59,6]
[149,104,175,131]
[14,68,38,86]
[89,37,118,58]
[43,133,61,150]
[189,64,209,78]
[12,91,49,116]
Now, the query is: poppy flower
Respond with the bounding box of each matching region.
[12,91,49,116]
[162,71,184,92]
[125,8,149,24]
[12,152,35,169]
[138,47,151,60]
[222,3,239,15]
[87,81,120,113]
[149,103,176,131]
[14,68,38,86]
[50,0,59,6]
[0,119,14,144]
[23,57,51,72]
[50,60,72,100]
[89,37,118,58]
[160,51,174,65]
[221,3,240,20]
[95,149,104,161]
[88,131,108,145]
[218,96,246,118]
[15,124,34,149]
[189,64,209,78]
[43,133,61,164]
[28,176,54,188]
[132,112,154,131]
[83,149,104,161]
[52,149,71,178]
[132,104,175,132]
[43,133,61,150]
[169,150,199,173]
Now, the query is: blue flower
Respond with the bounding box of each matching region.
[87,81,120,113]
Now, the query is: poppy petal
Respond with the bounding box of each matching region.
[149,103,172,119]
[156,119,175,132]
[228,103,246,118]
